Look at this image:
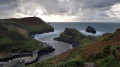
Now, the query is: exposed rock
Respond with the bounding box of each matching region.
[86,26,96,34]
[38,46,55,56]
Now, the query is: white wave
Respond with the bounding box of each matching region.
[42,41,55,42]
[34,30,63,41]
[80,30,104,37]
[34,30,62,36]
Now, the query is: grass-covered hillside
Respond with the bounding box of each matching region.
[0,17,54,57]
[27,28,120,67]
[0,17,54,34]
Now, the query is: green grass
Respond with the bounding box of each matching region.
[26,59,83,67]
[0,24,41,54]
[26,24,53,34]
[0,37,14,47]
[96,55,120,67]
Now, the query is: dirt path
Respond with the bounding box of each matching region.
[84,62,96,67]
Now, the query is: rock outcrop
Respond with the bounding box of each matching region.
[86,26,96,34]
[54,28,95,48]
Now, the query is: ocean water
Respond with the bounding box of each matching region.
[34,22,120,61]
[50,22,120,36]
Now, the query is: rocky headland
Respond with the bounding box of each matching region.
[54,28,95,47]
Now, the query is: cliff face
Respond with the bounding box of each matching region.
[0,17,54,56]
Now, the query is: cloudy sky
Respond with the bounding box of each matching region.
[0,0,120,22]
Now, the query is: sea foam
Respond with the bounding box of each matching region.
[80,30,105,37]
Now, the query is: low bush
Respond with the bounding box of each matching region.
[103,45,111,55]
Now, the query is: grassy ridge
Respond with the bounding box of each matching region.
[0,17,54,34]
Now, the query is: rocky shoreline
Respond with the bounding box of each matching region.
[54,37,79,48]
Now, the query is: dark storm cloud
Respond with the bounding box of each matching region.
[0,3,18,10]
[76,0,120,8]
[0,0,19,18]
[0,0,18,4]
[0,0,19,10]
[28,0,120,17]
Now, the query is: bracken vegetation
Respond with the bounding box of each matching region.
[27,28,120,67]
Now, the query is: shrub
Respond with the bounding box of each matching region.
[51,59,84,67]
[116,46,120,49]
[97,55,120,67]
[65,59,83,67]
[112,49,117,58]
[103,45,111,55]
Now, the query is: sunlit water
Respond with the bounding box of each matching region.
[33,22,120,61]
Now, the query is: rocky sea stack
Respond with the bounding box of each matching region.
[86,26,96,34]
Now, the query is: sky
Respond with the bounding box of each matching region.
[0,0,120,22]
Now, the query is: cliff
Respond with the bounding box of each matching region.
[0,17,54,57]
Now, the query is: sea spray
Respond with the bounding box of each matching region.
[80,30,105,37]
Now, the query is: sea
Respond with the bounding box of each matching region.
[33,22,120,61]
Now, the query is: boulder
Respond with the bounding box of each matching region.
[86,26,96,34]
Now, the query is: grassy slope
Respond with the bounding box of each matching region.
[27,29,120,67]
[0,17,54,34]
[0,17,54,57]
